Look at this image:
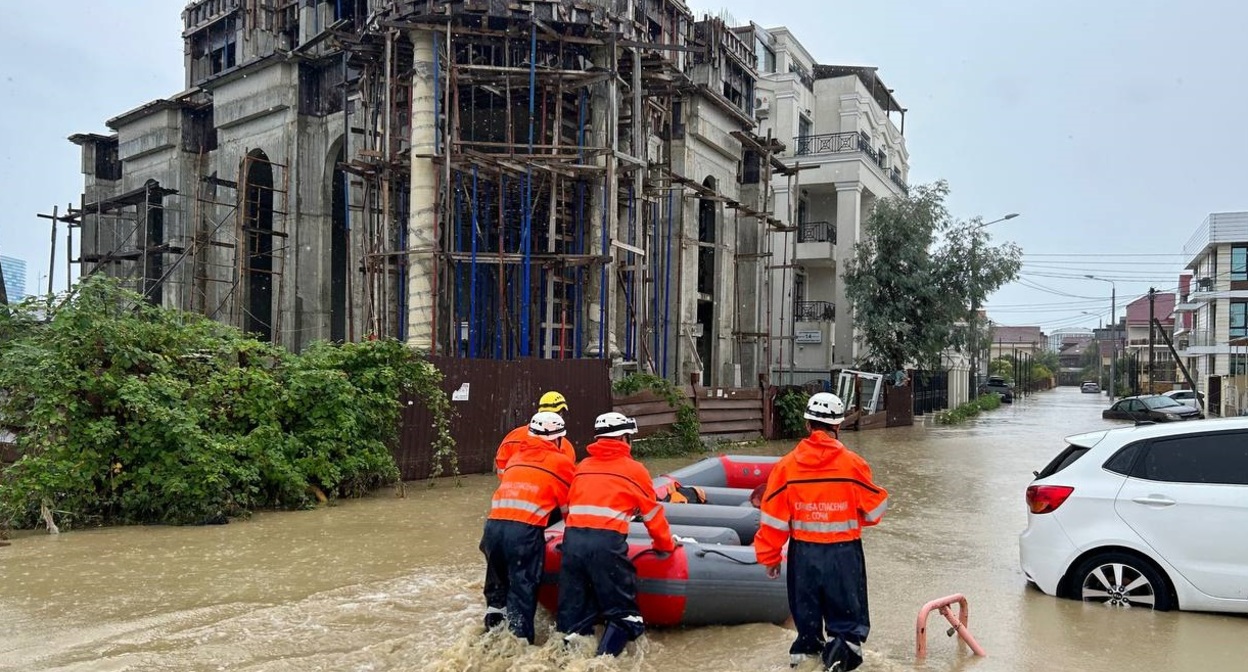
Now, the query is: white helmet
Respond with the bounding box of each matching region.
[528,411,567,439]
[594,412,638,437]
[804,392,846,425]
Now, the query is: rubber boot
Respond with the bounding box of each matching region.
[595,622,631,657]
[483,607,506,631]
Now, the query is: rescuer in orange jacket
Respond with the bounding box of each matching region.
[480,411,576,644]
[754,392,888,672]
[556,412,676,657]
[495,391,576,477]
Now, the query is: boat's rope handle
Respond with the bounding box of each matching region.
[694,547,758,566]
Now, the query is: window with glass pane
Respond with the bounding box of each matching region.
[1232,245,1247,281]
[1134,432,1248,485]
[756,39,776,73]
[1232,301,1247,339]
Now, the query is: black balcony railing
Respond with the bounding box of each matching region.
[794,300,836,322]
[797,221,836,244]
[793,131,909,192]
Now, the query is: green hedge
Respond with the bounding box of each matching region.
[934,393,1003,425]
[0,277,453,530]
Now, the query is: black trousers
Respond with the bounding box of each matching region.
[555,527,645,641]
[787,538,870,671]
[480,518,546,643]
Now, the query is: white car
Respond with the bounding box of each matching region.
[1162,389,1204,409]
[1019,418,1248,613]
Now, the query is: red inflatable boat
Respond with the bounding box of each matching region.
[538,525,789,627]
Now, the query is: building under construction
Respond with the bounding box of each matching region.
[65,0,794,386]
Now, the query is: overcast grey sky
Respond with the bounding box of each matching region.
[3,1,1246,330]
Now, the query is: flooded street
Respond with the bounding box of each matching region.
[2,387,1245,671]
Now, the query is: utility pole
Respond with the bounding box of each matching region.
[1147,287,1156,395]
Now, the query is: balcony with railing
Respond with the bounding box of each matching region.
[794,301,836,322]
[798,221,835,243]
[795,221,836,265]
[1175,330,1248,354]
[792,131,907,193]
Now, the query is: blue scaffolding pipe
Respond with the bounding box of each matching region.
[598,180,608,359]
[521,169,532,357]
[398,190,408,341]
[575,91,588,357]
[652,200,660,368]
[454,174,466,357]
[575,180,586,358]
[663,189,674,378]
[498,176,507,359]
[625,185,635,361]
[469,166,481,358]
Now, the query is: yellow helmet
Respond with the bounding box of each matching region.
[537,391,568,413]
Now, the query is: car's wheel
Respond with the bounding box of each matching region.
[1072,552,1173,610]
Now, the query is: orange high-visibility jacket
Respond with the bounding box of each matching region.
[495,425,576,477]
[489,435,576,527]
[754,430,888,567]
[564,437,675,552]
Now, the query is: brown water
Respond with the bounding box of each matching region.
[2,387,1246,671]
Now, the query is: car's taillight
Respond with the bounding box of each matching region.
[1026,485,1074,514]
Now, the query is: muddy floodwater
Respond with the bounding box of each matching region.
[2,387,1246,671]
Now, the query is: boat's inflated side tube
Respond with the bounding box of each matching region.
[538,532,788,627]
[630,522,740,545]
[677,540,789,626]
[661,501,762,544]
[658,455,780,491]
[694,486,753,507]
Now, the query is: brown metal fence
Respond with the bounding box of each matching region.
[613,385,764,440]
[396,357,612,479]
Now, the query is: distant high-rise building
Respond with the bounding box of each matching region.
[0,256,27,300]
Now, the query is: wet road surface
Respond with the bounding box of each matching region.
[1,387,1245,671]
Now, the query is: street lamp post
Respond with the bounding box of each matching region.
[969,213,1020,397]
[1086,275,1117,401]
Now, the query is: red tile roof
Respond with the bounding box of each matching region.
[1125,293,1175,326]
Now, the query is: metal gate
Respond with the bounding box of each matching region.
[912,369,949,416]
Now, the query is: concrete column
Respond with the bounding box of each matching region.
[585,46,618,360]
[833,181,862,366]
[406,29,437,352]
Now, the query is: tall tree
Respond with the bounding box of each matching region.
[843,181,1021,372]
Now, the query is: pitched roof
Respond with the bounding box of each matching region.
[991,325,1045,345]
[1125,293,1176,326]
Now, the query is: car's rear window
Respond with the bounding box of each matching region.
[1037,444,1091,478]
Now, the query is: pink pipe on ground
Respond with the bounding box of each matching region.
[915,593,987,658]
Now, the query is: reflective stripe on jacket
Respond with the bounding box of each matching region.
[564,437,675,552]
[495,425,577,477]
[488,435,576,526]
[753,430,888,567]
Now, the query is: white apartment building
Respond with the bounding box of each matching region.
[1174,212,1248,416]
[744,25,909,381]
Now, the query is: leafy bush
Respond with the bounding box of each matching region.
[934,393,1003,425]
[775,388,810,438]
[0,277,453,530]
[612,373,702,456]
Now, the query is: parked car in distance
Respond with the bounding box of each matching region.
[979,376,1014,403]
[1162,389,1205,409]
[1080,381,1101,394]
[1020,418,1248,613]
[1102,395,1202,422]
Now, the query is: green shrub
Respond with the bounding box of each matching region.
[612,373,701,456]
[0,277,453,530]
[775,389,810,438]
[935,394,1003,425]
